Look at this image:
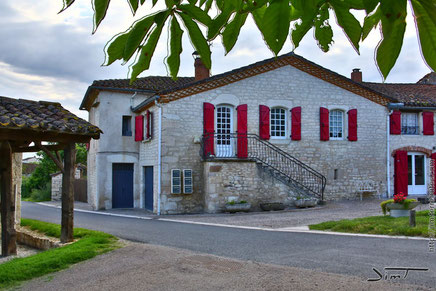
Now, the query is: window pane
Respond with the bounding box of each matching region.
[415,155,425,185]
[401,113,419,135]
[270,108,286,138]
[329,110,343,139]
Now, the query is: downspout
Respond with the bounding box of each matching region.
[130,91,138,107]
[387,110,393,198]
[155,99,163,215]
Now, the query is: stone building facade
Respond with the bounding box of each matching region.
[82,53,436,214]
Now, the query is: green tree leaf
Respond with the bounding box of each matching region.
[127,0,139,15]
[411,0,436,71]
[207,1,235,40]
[179,12,211,69]
[167,16,184,79]
[362,0,379,13]
[376,0,407,79]
[178,3,212,26]
[92,0,111,33]
[330,0,362,53]
[362,6,381,40]
[59,0,75,13]
[222,13,248,54]
[260,0,291,55]
[314,4,333,52]
[104,32,130,65]
[123,14,156,62]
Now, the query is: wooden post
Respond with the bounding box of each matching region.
[61,142,76,243]
[0,141,17,256]
[409,210,416,227]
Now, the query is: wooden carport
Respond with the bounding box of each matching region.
[0,96,101,256]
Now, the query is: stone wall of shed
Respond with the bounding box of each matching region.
[12,153,22,225]
[157,65,388,213]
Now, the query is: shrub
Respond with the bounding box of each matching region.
[29,182,51,202]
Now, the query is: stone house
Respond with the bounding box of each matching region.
[51,164,86,200]
[81,52,436,214]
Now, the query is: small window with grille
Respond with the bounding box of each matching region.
[401,112,419,135]
[183,169,193,194]
[270,107,287,138]
[171,169,181,194]
[329,110,344,140]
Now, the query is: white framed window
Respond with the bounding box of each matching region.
[183,169,193,194]
[270,107,287,138]
[329,110,344,140]
[401,112,419,135]
[171,169,181,194]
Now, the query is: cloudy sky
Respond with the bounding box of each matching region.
[0,1,431,121]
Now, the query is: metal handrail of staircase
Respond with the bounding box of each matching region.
[200,133,326,200]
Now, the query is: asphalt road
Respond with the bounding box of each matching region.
[22,202,436,288]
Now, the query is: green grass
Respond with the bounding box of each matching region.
[0,219,120,289]
[309,210,436,237]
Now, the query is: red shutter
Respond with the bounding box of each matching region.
[390,110,401,135]
[348,109,357,141]
[291,107,301,140]
[320,107,329,141]
[237,104,248,158]
[423,112,434,135]
[135,115,144,141]
[146,110,153,139]
[259,105,270,140]
[432,153,436,195]
[203,102,215,156]
[394,150,408,196]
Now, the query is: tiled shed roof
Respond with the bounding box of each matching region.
[364,82,436,107]
[0,96,102,138]
[91,76,195,91]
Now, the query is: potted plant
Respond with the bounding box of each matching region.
[380,193,419,217]
[294,195,318,208]
[224,200,251,213]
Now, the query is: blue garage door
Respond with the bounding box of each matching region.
[112,163,134,208]
[144,166,153,210]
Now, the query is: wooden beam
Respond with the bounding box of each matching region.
[0,129,95,144]
[12,143,66,153]
[35,142,64,173]
[0,141,17,256]
[61,142,76,243]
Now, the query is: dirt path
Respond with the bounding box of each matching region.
[19,241,433,291]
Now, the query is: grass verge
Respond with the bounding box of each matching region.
[309,210,436,237]
[0,219,120,289]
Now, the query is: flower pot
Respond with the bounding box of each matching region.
[260,202,285,211]
[294,199,318,208]
[386,202,420,217]
[224,203,251,213]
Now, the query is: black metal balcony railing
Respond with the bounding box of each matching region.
[200,133,326,200]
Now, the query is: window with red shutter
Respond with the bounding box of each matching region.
[348,109,357,141]
[390,110,401,135]
[259,105,270,140]
[134,115,144,141]
[203,102,215,156]
[237,104,248,158]
[146,110,153,139]
[320,107,329,141]
[423,112,434,135]
[291,107,301,140]
[394,150,408,196]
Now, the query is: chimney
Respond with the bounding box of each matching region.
[193,51,210,81]
[351,68,362,82]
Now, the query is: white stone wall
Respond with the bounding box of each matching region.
[155,65,388,213]
[12,153,22,225]
[51,174,62,200]
[389,111,436,196]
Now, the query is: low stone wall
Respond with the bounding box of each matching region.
[16,227,60,250]
[203,160,297,213]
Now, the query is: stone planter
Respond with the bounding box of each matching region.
[294,199,318,208]
[224,203,251,213]
[260,202,285,211]
[387,202,420,218]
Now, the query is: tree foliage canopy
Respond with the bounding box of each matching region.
[60,0,436,81]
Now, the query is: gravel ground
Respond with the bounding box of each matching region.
[20,241,433,291]
[0,239,39,264]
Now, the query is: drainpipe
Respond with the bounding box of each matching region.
[387,110,393,198]
[130,91,138,108]
[155,99,163,215]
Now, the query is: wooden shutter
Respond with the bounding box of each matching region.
[423,112,434,135]
[259,105,270,140]
[146,110,153,139]
[134,115,144,141]
[348,109,357,141]
[320,107,329,141]
[237,104,248,158]
[203,102,215,156]
[390,110,401,135]
[394,150,408,196]
[432,153,436,195]
[291,107,301,140]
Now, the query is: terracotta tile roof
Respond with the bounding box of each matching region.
[363,82,436,107]
[417,72,436,84]
[92,76,195,91]
[0,96,102,138]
